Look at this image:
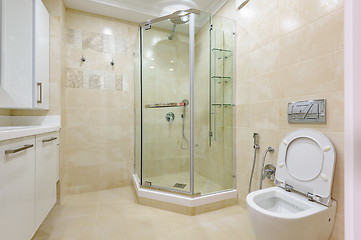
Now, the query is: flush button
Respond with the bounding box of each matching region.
[288,99,326,124]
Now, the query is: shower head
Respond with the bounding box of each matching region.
[168,15,189,40]
[170,15,189,24]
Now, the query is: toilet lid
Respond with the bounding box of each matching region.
[275,129,336,206]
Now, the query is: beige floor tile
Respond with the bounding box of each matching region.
[33,187,255,240]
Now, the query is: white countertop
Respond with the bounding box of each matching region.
[0,126,60,141]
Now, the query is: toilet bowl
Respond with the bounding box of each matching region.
[246,129,337,240]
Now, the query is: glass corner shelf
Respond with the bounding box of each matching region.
[212,48,232,53]
[211,103,234,107]
[211,76,232,79]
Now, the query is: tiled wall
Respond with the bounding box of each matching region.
[216,0,344,239]
[62,9,138,195]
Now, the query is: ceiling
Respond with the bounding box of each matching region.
[63,0,228,24]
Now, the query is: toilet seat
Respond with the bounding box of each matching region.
[275,129,336,206]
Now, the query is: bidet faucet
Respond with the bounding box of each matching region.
[263,164,276,181]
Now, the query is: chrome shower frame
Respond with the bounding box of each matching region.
[139,9,200,27]
[138,10,198,195]
[136,9,237,197]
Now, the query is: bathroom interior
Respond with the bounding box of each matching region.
[0,0,357,239]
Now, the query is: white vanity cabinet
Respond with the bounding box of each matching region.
[0,129,59,240]
[0,0,49,109]
[35,131,59,228]
[0,136,37,240]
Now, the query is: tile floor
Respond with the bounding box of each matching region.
[32,186,255,240]
[144,171,225,194]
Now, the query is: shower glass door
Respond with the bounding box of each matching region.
[141,14,192,193]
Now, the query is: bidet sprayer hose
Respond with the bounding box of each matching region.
[249,144,259,193]
[259,146,274,190]
[249,133,260,193]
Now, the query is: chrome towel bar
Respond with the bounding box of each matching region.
[145,102,186,108]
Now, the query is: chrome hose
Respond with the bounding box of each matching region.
[259,147,274,190]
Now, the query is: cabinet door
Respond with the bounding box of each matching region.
[0,136,36,240]
[35,131,59,228]
[34,0,49,109]
[0,0,33,108]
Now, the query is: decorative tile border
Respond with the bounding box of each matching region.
[67,29,82,49]
[66,28,130,91]
[66,68,126,91]
[66,68,83,88]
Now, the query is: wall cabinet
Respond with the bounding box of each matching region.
[0,0,49,109]
[0,131,59,240]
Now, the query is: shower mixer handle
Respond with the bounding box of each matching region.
[165,112,175,123]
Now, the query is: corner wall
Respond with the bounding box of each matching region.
[216,1,344,239]
[61,9,138,195]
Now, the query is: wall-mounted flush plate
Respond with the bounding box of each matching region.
[288,99,326,124]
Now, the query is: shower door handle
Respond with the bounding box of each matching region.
[145,102,186,108]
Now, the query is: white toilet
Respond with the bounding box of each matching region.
[246,129,337,240]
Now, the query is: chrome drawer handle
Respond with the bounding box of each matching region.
[37,82,42,104]
[42,137,57,143]
[5,144,34,154]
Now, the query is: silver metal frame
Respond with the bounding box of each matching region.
[189,13,195,195]
[231,18,237,190]
[137,10,236,196]
[138,10,199,195]
[139,8,201,27]
[140,26,144,185]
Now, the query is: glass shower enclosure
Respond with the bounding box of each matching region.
[135,9,235,196]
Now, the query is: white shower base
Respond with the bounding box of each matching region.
[132,174,237,208]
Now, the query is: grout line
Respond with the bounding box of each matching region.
[240,6,344,52]
[234,90,344,105]
[280,6,344,38]
[277,48,344,72]
[243,47,344,80]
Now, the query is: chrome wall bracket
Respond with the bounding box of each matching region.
[144,22,151,30]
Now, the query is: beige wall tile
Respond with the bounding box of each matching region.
[248,40,281,78]
[248,71,281,102]
[279,50,344,98]
[62,8,137,196]
[279,8,343,68]
[279,0,344,35]
[217,0,344,239]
